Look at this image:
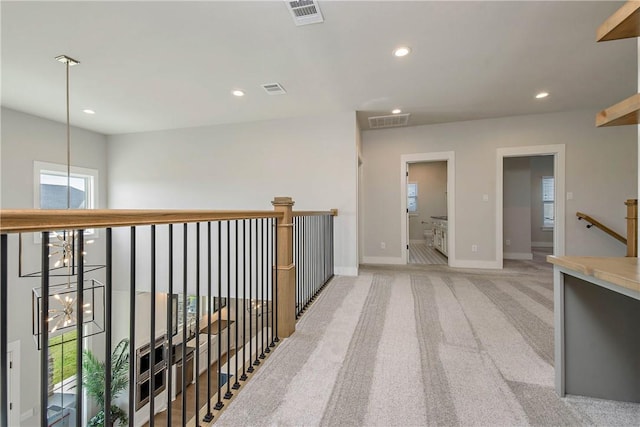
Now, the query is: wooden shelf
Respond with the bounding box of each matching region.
[597,1,640,42]
[596,93,640,127]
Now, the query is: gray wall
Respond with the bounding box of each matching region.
[503,157,532,258]
[1,107,108,425]
[361,109,636,266]
[408,162,447,241]
[530,156,554,247]
[107,111,359,278]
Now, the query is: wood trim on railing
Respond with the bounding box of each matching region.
[0,209,283,234]
[576,211,627,244]
[292,209,338,217]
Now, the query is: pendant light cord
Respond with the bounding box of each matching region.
[66,60,71,210]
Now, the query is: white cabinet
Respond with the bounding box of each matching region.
[432,219,448,256]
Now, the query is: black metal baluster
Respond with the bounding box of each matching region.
[232,220,240,390]
[129,227,136,427]
[76,231,84,427]
[269,218,275,348]
[214,222,224,411]
[0,234,7,427]
[247,219,254,374]
[195,223,201,424]
[150,225,156,427]
[167,225,173,427]
[224,222,233,400]
[240,219,248,381]
[204,222,213,423]
[273,217,279,343]
[181,224,188,427]
[254,218,260,367]
[260,218,266,360]
[294,217,298,318]
[105,228,113,427]
[40,232,50,427]
[266,219,272,352]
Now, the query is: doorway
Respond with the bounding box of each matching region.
[407,161,448,265]
[400,152,455,265]
[496,145,565,269]
[7,340,20,426]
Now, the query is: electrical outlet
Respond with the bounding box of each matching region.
[505,239,511,246]
[380,242,386,249]
[471,244,478,252]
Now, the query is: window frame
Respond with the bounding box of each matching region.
[407,182,418,215]
[33,161,99,240]
[542,175,555,229]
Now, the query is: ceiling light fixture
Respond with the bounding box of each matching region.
[535,92,549,99]
[392,109,402,114]
[393,47,411,57]
[83,109,95,115]
[232,90,245,97]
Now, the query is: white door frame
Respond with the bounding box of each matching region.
[400,152,455,265]
[8,340,20,426]
[496,145,566,268]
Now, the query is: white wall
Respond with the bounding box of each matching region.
[503,157,532,259]
[408,162,447,241]
[107,111,359,276]
[361,109,636,266]
[0,107,109,425]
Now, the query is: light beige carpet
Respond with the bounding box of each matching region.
[216,260,640,426]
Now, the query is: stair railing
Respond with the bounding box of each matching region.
[576,198,638,257]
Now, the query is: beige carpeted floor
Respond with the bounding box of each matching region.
[216,255,640,426]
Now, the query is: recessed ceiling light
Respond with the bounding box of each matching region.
[392,109,402,114]
[535,92,549,99]
[393,47,411,57]
[83,109,95,115]
[232,90,245,97]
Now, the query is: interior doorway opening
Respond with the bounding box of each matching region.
[503,155,555,264]
[400,152,455,266]
[407,161,449,265]
[496,145,565,269]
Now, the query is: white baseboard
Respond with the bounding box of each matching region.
[531,241,553,248]
[504,252,534,260]
[449,259,502,269]
[335,266,358,276]
[361,256,404,265]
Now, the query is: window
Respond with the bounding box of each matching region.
[542,176,555,228]
[34,161,97,210]
[407,182,418,213]
[34,161,98,239]
[48,330,78,392]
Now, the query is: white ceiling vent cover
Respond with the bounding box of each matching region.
[368,113,411,129]
[285,0,324,26]
[261,82,287,95]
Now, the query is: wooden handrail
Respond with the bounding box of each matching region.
[576,211,627,244]
[0,209,283,234]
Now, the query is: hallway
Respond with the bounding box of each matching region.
[216,260,639,426]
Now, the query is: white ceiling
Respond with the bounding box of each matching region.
[1,1,636,135]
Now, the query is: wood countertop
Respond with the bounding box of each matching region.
[547,256,640,294]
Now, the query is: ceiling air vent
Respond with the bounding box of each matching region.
[261,82,287,95]
[285,0,324,26]
[368,113,411,129]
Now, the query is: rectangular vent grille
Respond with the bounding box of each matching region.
[368,113,411,129]
[285,0,324,26]
[261,82,287,95]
